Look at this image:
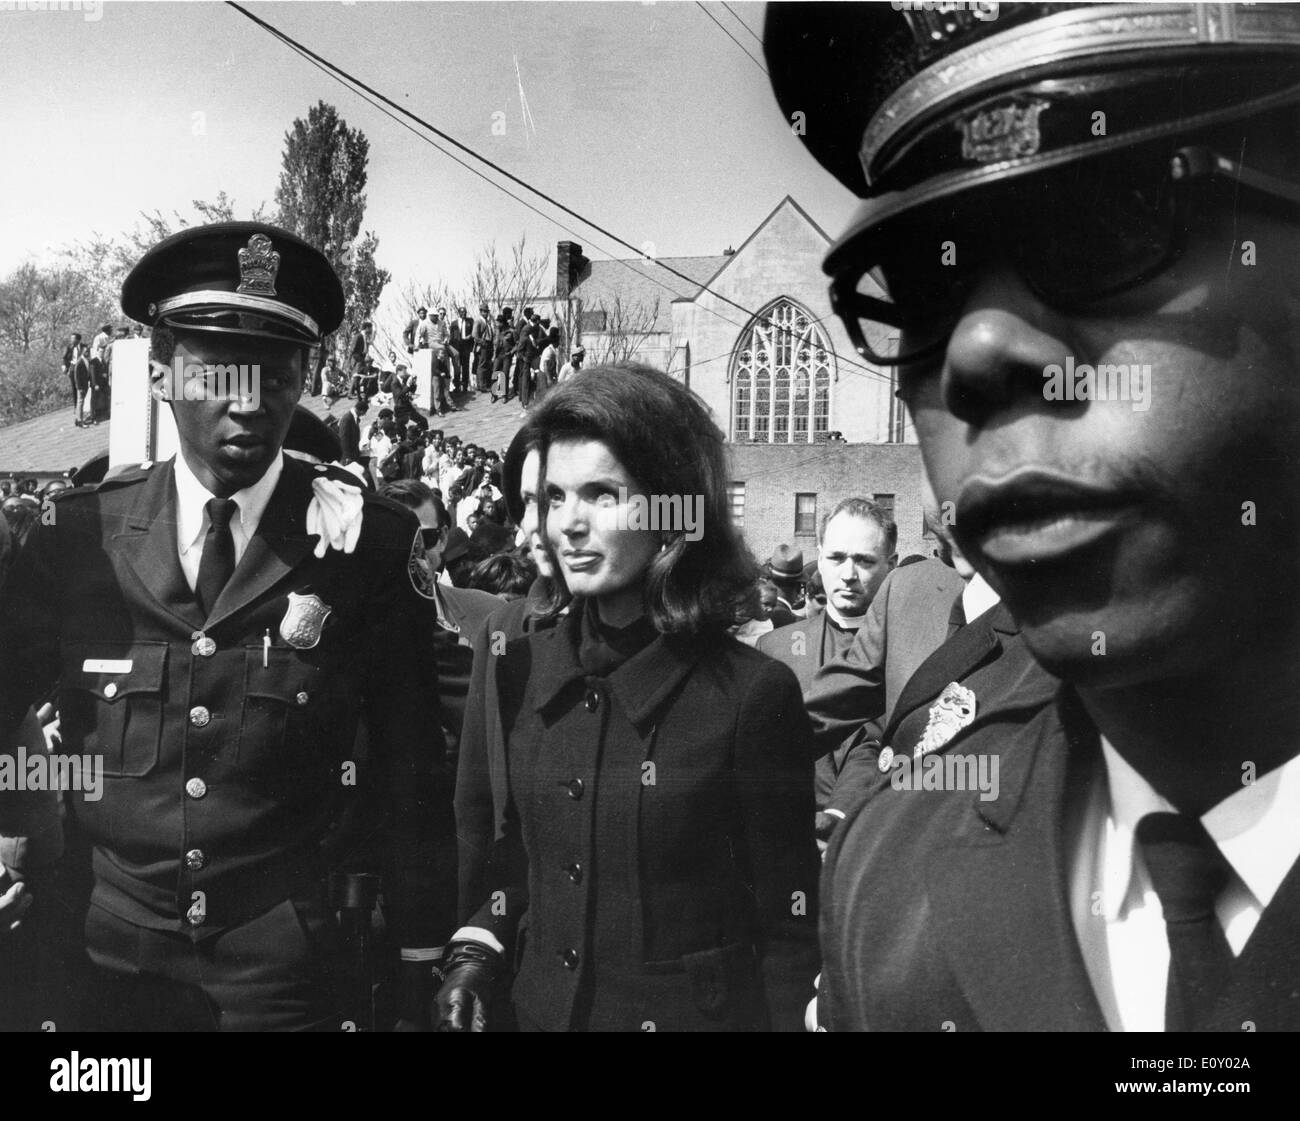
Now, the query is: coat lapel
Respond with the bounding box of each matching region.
[112,460,206,632]
[926,690,1109,1031]
[884,605,1009,741]
[204,457,317,631]
[1207,850,1300,1030]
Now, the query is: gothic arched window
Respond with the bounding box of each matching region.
[730,298,836,443]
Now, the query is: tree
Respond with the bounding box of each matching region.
[275,101,389,363]
[585,294,662,365]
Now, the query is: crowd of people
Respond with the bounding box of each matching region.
[59,323,147,429]
[3,0,1299,1042]
[323,305,585,418]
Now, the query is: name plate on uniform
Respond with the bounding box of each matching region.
[83,659,133,674]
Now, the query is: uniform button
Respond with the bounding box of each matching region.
[103,682,118,699]
[184,848,206,871]
[566,862,583,885]
[186,906,206,927]
[567,778,584,800]
[189,705,211,728]
[562,948,580,970]
[296,691,309,706]
[584,689,600,712]
[185,777,207,800]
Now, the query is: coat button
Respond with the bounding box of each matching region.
[103,682,118,699]
[184,848,206,871]
[584,689,599,712]
[566,778,584,800]
[185,777,207,800]
[185,903,206,927]
[562,948,580,970]
[296,692,309,706]
[189,705,211,728]
[566,862,583,885]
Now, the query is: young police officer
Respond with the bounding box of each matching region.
[767,2,1300,1031]
[0,223,456,1030]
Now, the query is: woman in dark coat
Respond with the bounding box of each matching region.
[437,365,820,1032]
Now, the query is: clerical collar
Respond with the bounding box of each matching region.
[823,600,866,631]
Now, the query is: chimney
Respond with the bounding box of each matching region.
[556,241,585,299]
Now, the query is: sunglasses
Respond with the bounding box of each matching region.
[420,527,444,549]
[831,146,1300,369]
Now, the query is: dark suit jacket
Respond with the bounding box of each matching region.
[338,409,363,465]
[467,603,820,1032]
[803,559,965,814]
[431,582,501,761]
[0,455,455,950]
[821,687,1300,1031]
[758,612,857,807]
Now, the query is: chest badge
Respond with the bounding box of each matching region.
[280,592,332,650]
[917,682,977,757]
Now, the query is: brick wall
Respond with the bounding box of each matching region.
[726,441,930,563]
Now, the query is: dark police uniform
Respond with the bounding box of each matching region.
[766,2,1300,1032]
[0,223,455,1030]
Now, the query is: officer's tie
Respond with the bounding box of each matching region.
[946,594,966,639]
[196,497,238,617]
[1135,812,1234,1031]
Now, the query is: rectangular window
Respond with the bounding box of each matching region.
[795,493,817,536]
[728,482,745,527]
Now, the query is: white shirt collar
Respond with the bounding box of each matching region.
[174,449,285,557]
[961,571,1000,623]
[1097,736,1300,921]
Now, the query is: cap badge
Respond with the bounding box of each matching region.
[280,591,332,650]
[237,233,281,297]
[957,98,1048,164]
[900,5,996,51]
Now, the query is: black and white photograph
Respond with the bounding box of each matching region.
[0,0,1294,1093]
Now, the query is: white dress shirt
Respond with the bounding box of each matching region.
[173,450,285,591]
[1069,736,1300,1031]
[961,571,1000,624]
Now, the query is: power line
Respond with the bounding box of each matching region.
[223,2,894,396]
[695,2,768,75]
[720,2,764,48]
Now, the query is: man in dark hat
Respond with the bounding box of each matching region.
[764,544,806,625]
[768,2,1300,1032]
[0,222,455,1031]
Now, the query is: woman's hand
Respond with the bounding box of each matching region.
[433,941,501,1032]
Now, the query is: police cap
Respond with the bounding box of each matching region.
[121,221,345,346]
[765,3,1300,275]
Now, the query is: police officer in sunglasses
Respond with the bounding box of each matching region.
[767,2,1300,1032]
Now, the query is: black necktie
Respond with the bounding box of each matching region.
[946,593,966,638]
[196,497,237,617]
[1135,812,1235,1031]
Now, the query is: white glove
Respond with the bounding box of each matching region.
[306,476,365,558]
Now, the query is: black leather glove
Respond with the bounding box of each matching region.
[434,941,501,1032]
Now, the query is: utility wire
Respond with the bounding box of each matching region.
[224,2,895,397]
[696,2,768,75]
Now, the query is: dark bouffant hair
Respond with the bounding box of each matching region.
[531,364,758,635]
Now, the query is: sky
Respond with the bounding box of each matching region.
[0,0,859,326]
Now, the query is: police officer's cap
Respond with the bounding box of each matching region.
[765,2,1300,275]
[121,221,345,346]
